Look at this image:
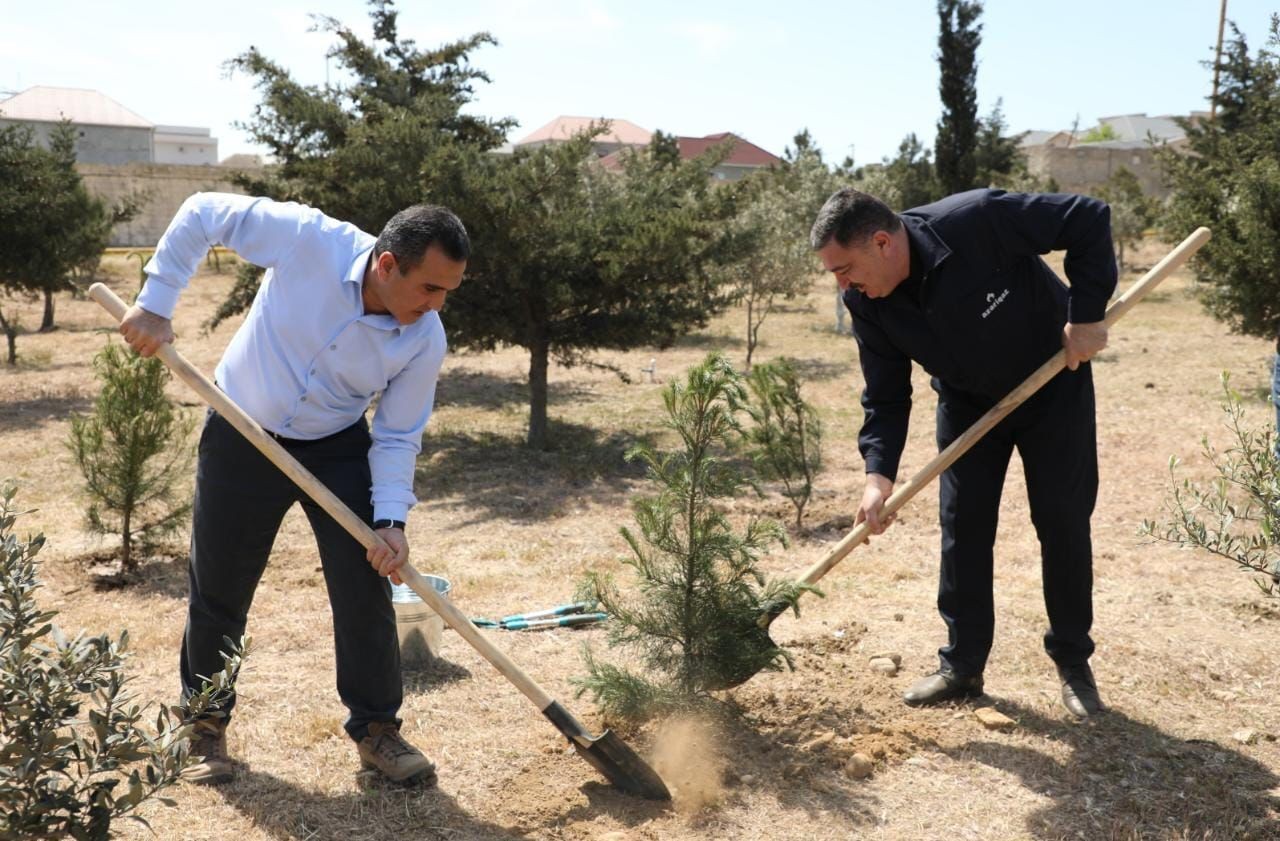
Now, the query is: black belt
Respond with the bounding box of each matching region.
[264,418,366,447]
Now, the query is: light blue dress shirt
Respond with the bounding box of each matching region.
[137,192,446,523]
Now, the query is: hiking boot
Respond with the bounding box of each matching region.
[903,668,985,707]
[1058,662,1105,719]
[183,718,234,784]
[357,722,437,786]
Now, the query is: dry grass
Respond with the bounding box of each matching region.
[1,240,1278,840]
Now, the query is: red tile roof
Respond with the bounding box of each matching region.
[677,133,780,166]
[597,132,781,172]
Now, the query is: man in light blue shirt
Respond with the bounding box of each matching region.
[119,192,466,787]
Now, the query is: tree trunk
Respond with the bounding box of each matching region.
[745,298,756,370]
[121,507,133,573]
[527,338,550,449]
[40,289,55,332]
[0,310,16,365]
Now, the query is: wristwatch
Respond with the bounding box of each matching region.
[373,519,406,531]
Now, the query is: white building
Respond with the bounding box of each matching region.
[154,124,218,165]
[0,86,217,166]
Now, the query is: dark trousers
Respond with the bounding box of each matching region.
[180,410,401,742]
[934,365,1098,676]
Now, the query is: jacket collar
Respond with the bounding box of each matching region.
[899,214,952,275]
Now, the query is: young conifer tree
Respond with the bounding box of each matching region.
[68,341,195,574]
[0,482,248,839]
[743,358,823,528]
[578,353,808,721]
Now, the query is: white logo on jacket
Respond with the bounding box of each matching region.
[981,288,1011,319]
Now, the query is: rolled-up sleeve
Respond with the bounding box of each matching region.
[852,305,913,481]
[138,193,311,318]
[368,319,448,523]
[985,191,1118,324]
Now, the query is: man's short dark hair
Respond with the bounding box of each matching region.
[374,204,470,270]
[809,188,902,250]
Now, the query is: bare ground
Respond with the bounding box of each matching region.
[1,239,1278,840]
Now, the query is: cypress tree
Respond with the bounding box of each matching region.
[935,0,983,196]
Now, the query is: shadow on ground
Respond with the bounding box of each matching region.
[217,767,527,841]
[435,369,595,411]
[943,700,1280,840]
[54,546,190,600]
[402,655,472,694]
[674,332,745,350]
[415,420,652,526]
[0,392,92,432]
[788,356,852,383]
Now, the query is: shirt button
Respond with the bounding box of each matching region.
[300,396,308,403]
[284,421,292,428]
[310,368,317,375]
[330,344,337,350]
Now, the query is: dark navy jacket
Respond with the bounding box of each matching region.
[848,189,1117,480]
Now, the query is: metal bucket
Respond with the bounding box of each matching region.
[390,575,451,669]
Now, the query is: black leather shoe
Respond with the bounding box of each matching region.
[1058,663,1105,718]
[903,668,984,707]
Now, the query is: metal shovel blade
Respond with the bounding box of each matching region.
[706,598,791,691]
[542,701,671,800]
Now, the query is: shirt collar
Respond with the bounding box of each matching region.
[347,246,374,285]
[348,246,403,335]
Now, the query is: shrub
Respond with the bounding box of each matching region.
[0,482,248,839]
[1140,374,1280,599]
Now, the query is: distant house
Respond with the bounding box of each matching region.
[1019,112,1199,198]
[674,132,781,180]
[0,86,219,166]
[0,86,156,165]
[0,86,247,245]
[514,115,652,157]
[599,131,781,181]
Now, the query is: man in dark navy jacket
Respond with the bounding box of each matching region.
[810,188,1116,718]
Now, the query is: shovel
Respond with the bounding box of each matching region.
[717,226,1212,690]
[88,283,671,801]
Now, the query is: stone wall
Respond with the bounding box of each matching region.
[77,162,260,246]
[1023,143,1173,198]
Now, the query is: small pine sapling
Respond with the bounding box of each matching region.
[742,358,823,528]
[577,353,811,721]
[67,341,195,575]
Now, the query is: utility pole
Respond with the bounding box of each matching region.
[1211,0,1228,121]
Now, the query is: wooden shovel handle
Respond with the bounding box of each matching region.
[88,283,558,713]
[797,226,1211,589]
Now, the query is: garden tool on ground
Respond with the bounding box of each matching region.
[88,282,671,802]
[714,225,1212,690]
[471,600,604,629]
[501,613,608,631]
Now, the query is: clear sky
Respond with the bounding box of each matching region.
[2,0,1274,165]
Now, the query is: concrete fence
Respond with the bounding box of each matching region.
[77,162,262,247]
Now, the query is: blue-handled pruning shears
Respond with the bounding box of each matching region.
[471,600,605,631]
